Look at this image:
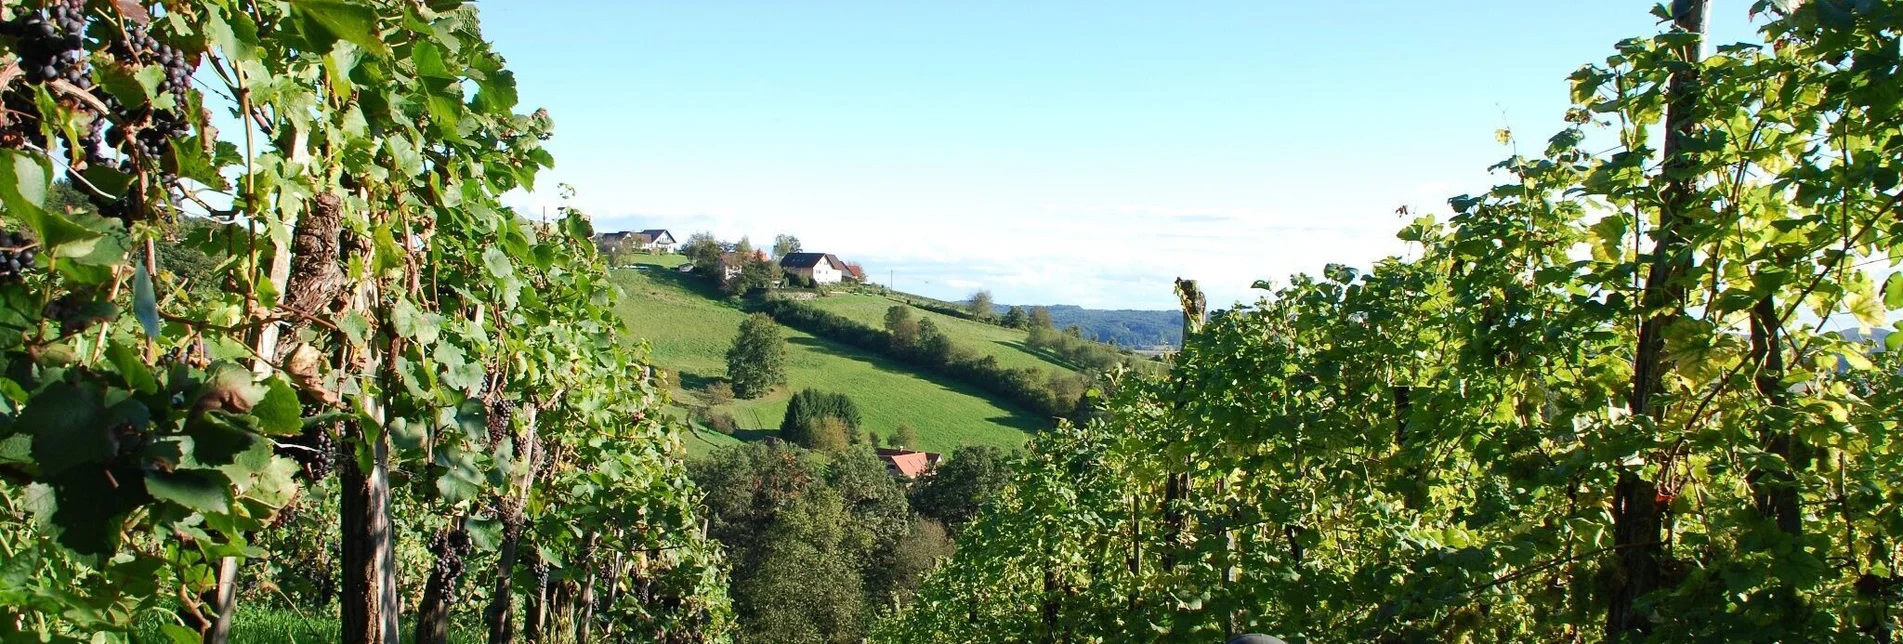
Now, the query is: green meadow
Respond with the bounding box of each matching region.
[611,260,1040,455]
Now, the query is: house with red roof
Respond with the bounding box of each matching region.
[875,448,941,479]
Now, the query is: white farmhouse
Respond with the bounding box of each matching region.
[633,229,676,253]
[778,252,847,285]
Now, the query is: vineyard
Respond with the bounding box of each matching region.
[882,1,1903,642]
[4,0,1902,642]
[0,0,728,642]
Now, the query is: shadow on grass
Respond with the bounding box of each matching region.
[781,337,1049,435]
[624,265,730,301]
[677,370,724,392]
[996,339,1087,372]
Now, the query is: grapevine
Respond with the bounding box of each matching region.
[881,2,1903,642]
[0,0,732,640]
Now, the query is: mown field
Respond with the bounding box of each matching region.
[610,260,1039,455]
[806,293,1081,374]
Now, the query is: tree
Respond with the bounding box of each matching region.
[727,314,788,399]
[892,422,920,450]
[910,446,1012,535]
[683,232,722,276]
[696,381,735,408]
[691,443,911,642]
[1001,306,1026,329]
[772,234,802,258]
[887,519,955,606]
[916,319,955,366]
[1028,306,1054,330]
[807,417,851,452]
[781,389,863,449]
[965,290,994,320]
[884,305,920,353]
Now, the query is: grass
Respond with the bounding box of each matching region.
[808,293,1083,374]
[131,607,483,643]
[614,252,690,269]
[613,260,1039,454]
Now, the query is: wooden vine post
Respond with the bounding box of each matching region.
[1161,278,1206,571]
[1610,0,1708,637]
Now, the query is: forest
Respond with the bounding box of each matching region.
[1,0,1900,642]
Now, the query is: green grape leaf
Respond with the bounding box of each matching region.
[0,434,32,467]
[46,465,148,555]
[195,362,266,415]
[252,377,304,436]
[106,343,158,394]
[95,62,153,108]
[1884,271,1903,310]
[25,382,110,478]
[340,311,371,346]
[293,0,390,56]
[454,399,488,443]
[436,452,484,503]
[467,516,503,551]
[1847,289,1886,329]
[145,469,233,514]
[483,247,513,280]
[184,413,262,467]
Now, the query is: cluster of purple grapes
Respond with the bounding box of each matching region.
[529,560,551,592]
[43,289,96,334]
[488,398,516,447]
[11,0,89,85]
[109,421,148,457]
[113,25,191,99]
[107,107,189,160]
[426,527,474,597]
[0,231,37,283]
[282,418,337,481]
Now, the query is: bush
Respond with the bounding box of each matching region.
[694,408,739,435]
[892,422,920,450]
[696,381,735,407]
[781,389,863,449]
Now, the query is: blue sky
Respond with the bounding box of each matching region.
[482,1,1763,310]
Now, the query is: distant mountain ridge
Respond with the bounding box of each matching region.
[1034,305,1182,348]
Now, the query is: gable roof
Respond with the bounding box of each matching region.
[875,448,941,478]
[594,230,673,245]
[779,252,846,270]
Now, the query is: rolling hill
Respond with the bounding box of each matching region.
[1036,305,1182,348]
[610,259,1042,456]
[806,293,1080,374]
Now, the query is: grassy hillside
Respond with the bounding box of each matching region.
[806,293,1077,374]
[611,260,1040,455]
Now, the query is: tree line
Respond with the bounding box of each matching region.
[691,440,1014,644]
[751,298,1090,419]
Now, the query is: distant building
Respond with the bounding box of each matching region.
[720,249,769,282]
[593,229,676,256]
[634,229,677,253]
[779,252,847,285]
[842,263,867,282]
[875,447,941,479]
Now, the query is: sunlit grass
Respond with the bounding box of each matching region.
[611,263,1037,455]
